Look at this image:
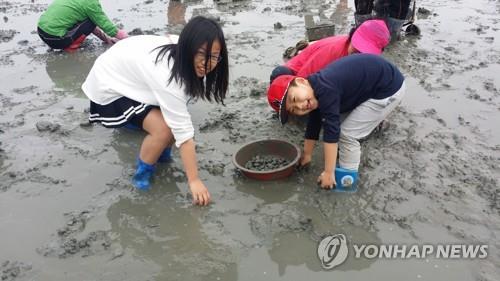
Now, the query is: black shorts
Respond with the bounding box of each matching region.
[88,97,158,130]
[38,19,96,49]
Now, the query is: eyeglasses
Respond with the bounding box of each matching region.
[196,50,222,64]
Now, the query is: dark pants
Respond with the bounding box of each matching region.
[355,0,411,20]
[354,0,374,14]
[374,0,412,20]
[270,66,295,83]
[354,0,411,39]
[38,19,96,49]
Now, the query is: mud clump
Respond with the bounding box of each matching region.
[250,209,313,240]
[35,121,60,132]
[37,230,111,258]
[244,155,290,171]
[12,85,37,94]
[37,211,112,258]
[57,211,90,237]
[128,27,162,36]
[199,112,237,132]
[201,160,226,176]
[231,76,268,99]
[1,260,32,281]
[273,22,283,29]
[417,7,431,16]
[129,28,144,35]
[0,29,17,42]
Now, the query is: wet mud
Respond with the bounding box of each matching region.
[0,261,32,281]
[35,210,113,259]
[0,0,499,280]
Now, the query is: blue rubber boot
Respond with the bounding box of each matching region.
[132,158,155,191]
[333,167,358,193]
[158,147,172,163]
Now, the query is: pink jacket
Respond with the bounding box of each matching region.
[286,35,350,77]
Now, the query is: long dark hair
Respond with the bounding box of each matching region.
[154,16,228,104]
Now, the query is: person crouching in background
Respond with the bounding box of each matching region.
[37,0,128,52]
[270,19,390,82]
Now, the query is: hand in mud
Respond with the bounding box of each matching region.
[297,153,312,171]
[189,179,211,206]
[317,171,335,189]
[109,37,120,44]
[115,29,128,40]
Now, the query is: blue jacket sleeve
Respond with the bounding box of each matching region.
[305,109,322,140]
[318,89,340,143]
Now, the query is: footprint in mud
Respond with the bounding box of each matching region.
[420,108,447,126]
[35,121,61,133]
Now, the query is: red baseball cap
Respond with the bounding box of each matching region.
[267,75,296,125]
[351,19,390,55]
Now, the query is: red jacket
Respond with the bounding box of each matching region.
[285,35,350,77]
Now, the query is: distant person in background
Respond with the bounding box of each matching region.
[167,0,186,26]
[354,0,374,26]
[354,0,412,40]
[329,0,349,28]
[270,19,390,82]
[37,0,128,52]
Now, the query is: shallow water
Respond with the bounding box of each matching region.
[0,0,499,280]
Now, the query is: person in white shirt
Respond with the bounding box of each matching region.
[82,16,228,205]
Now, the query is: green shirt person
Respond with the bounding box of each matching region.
[37,0,128,51]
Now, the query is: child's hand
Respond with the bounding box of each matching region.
[298,153,312,169]
[115,29,128,40]
[189,179,211,206]
[317,171,336,189]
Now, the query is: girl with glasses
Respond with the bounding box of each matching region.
[82,16,229,206]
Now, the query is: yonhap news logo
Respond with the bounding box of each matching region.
[317,234,489,270]
[317,234,349,269]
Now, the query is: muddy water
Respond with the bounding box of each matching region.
[1,0,499,280]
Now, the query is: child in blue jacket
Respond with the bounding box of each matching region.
[267,54,405,191]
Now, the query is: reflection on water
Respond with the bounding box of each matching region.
[267,224,380,275]
[107,195,238,280]
[232,166,381,276]
[232,173,298,204]
[44,50,101,95]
